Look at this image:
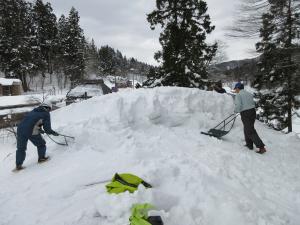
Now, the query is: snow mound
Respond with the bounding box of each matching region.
[1,87,300,225]
[54,87,233,132]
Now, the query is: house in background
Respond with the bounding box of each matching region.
[66,79,112,105]
[0,78,23,96]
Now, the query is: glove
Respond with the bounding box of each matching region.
[51,131,59,136]
[39,129,45,134]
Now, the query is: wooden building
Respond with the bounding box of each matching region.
[0,78,23,96]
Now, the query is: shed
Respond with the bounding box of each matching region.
[0,78,23,96]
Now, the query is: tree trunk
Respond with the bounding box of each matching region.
[288,97,293,132]
[20,73,28,92]
[41,72,45,90]
[64,74,68,89]
[287,0,293,132]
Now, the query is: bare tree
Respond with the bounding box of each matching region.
[210,40,229,65]
[227,0,270,38]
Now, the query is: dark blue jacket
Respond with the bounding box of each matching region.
[17,106,55,137]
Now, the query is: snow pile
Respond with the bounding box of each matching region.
[56,87,233,132]
[1,87,300,225]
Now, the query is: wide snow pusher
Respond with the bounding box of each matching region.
[201,113,238,138]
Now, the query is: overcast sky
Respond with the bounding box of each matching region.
[39,0,258,65]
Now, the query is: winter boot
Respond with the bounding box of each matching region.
[38,156,50,163]
[13,165,25,172]
[256,147,266,154]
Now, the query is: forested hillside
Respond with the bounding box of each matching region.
[0,0,153,91]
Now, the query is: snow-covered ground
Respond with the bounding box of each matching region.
[0,87,300,225]
[293,109,300,137]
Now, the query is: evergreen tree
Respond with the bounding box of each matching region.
[98,45,117,76]
[85,39,100,76]
[145,0,217,88]
[64,7,86,87]
[115,50,126,76]
[0,0,36,91]
[32,0,58,76]
[56,14,69,88]
[143,67,158,87]
[147,67,157,79]
[254,0,300,132]
[254,13,280,89]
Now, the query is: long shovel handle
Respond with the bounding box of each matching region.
[46,133,69,146]
[84,179,111,187]
[212,113,237,129]
[58,133,75,139]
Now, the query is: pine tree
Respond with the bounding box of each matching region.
[56,14,69,88]
[147,67,157,79]
[145,0,217,88]
[115,50,125,76]
[32,0,58,77]
[0,0,36,91]
[84,39,100,75]
[254,0,300,131]
[64,7,86,87]
[98,45,117,76]
[254,13,277,89]
[253,13,279,126]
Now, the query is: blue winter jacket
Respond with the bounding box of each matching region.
[17,106,55,137]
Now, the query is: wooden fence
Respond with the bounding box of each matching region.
[0,103,40,129]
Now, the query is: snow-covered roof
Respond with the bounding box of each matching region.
[67,84,104,97]
[0,78,21,86]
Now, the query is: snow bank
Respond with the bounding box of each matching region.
[1,87,300,225]
[54,87,233,132]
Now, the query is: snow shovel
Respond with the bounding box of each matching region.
[45,132,75,146]
[201,113,238,138]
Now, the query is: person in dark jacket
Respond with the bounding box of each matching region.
[213,81,226,94]
[234,82,266,154]
[15,101,59,171]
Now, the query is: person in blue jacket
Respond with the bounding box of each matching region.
[234,82,266,154]
[15,101,59,171]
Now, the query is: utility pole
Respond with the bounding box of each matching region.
[130,68,135,89]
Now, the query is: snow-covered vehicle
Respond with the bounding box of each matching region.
[66,79,111,105]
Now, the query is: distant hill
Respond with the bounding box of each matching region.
[208,57,258,82]
[209,46,300,83]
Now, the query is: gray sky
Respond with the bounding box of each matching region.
[41,0,258,65]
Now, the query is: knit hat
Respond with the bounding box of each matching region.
[40,100,52,110]
[234,82,244,90]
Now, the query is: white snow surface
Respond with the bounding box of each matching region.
[67,84,104,97]
[0,94,65,116]
[1,87,300,225]
[0,94,65,107]
[0,78,21,85]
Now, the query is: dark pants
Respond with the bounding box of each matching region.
[16,133,46,166]
[240,108,264,149]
